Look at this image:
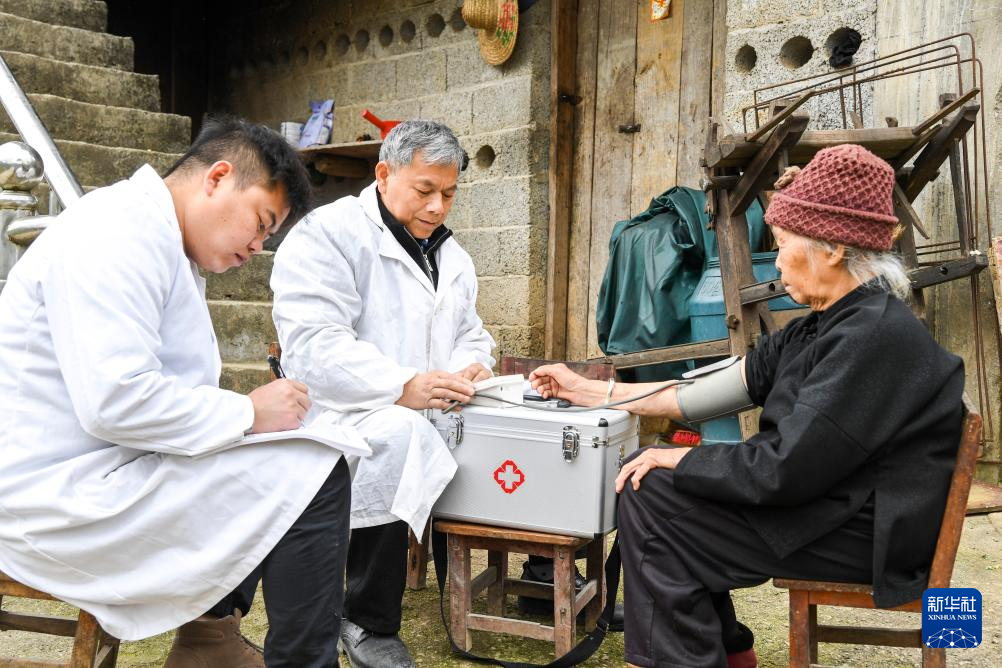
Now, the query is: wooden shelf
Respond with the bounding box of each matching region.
[706,127,928,169]
[299,140,381,178]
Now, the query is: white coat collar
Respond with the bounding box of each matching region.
[359,182,464,302]
[129,164,204,286]
[130,164,181,240]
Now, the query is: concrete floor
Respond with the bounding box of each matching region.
[1,513,1000,666]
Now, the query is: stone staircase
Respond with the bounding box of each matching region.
[0,1,186,198]
[1,0,271,393]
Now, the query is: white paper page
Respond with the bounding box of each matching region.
[195,411,371,459]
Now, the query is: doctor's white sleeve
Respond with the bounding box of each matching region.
[40,216,254,456]
[271,215,418,411]
[447,273,496,374]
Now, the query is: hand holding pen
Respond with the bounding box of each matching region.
[248,356,310,433]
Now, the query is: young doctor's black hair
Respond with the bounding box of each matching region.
[165,116,313,226]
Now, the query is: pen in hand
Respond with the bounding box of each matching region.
[267,355,286,379]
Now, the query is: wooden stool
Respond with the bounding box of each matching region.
[406,520,431,590]
[0,571,119,667]
[436,520,605,658]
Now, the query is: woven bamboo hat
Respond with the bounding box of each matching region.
[462,0,519,66]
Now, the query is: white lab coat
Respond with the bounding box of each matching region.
[0,166,342,641]
[271,182,495,535]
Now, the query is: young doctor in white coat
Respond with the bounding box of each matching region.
[0,118,353,667]
[271,119,495,668]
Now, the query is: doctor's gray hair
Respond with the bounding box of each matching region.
[805,237,911,300]
[379,120,468,173]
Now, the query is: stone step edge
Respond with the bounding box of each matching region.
[0,132,181,161]
[0,0,108,32]
[0,11,132,71]
[222,362,271,370]
[22,92,190,122]
[0,49,160,112]
[207,299,274,308]
[10,94,192,153]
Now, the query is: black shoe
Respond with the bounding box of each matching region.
[515,560,587,617]
[339,618,415,668]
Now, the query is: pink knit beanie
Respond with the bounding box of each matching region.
[764,144,899,251]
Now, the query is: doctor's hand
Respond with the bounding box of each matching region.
[615,447,691,493]
[529,364,589,403]
[459,363,492,383]
[397,371,475,411]
[248,379,312,433]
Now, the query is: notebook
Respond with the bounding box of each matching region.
[195,410,371,459]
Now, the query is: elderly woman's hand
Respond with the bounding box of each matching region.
[615,447,692,492]
[529,363,588,403]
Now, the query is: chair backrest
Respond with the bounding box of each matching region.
[926,395,982,589]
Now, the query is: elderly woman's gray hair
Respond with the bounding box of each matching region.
[805,237,912,300]
[379,120,467,173]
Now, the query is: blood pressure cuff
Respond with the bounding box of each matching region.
[676,356,754,423]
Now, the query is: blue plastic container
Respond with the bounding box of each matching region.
[687,252,807,442]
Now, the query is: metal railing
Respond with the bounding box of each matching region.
[0,52,82,290]
[0,55,82,207]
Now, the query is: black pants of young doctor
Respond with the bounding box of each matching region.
[340,519,450,635]
[617,457,873,668]
[209,457,351,668]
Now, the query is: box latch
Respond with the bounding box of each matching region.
[562,426,580,462]
[447,413,464,447]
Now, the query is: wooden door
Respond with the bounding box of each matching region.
[549,0,726,361]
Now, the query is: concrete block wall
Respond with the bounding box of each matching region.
[209,0,552,361]
[724,0,879,132]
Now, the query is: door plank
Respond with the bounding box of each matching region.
[676,0,714,187]
[545,0,580,359]
[631,0,686,212]
[583,0,638,358]
[565,0,602,361]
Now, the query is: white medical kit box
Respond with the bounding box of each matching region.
[431,403,640,537]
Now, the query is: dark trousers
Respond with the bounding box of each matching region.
[210,458,351,668]
[343,519,410,634]
[618,456,873,668]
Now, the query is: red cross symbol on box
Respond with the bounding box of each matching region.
[494,459,525,494]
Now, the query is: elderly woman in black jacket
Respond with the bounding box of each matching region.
[530,144,965,668]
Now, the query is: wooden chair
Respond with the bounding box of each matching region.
[774,401,983,668]
[0,571,119,667]
[267,342,433,589]
[435,520,605,658]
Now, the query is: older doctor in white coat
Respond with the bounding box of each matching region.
[272,119,495,668]
[0,118,354,668]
